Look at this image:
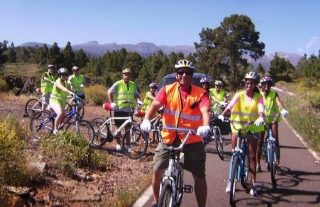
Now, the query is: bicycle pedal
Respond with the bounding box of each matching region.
[183,185,193,193]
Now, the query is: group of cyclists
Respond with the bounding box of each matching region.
[38,59,289,207]
[40,65,86,134]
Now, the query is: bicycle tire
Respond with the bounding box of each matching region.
[270,143,277,188]
[213,126,224,160]
[90,118,110,146]
[30,111,54,139]
[122,126,148,159]
[66,120,95,144]
[158,182,174,207]
[175,168,184,205]
[65,103,85,119]
[25,98,42,118]
[240,150,250,190]
[230,155,239,207]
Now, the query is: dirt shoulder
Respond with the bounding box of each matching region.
[0,95,155,207]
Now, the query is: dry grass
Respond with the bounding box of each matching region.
[2,63,40,77]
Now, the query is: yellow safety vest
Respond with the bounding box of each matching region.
[230,91,264,133]
[114,80,135,109]
[50,79,68,108]
[41,72,55,93]
[261,91,281,123]
[69,74,84,94]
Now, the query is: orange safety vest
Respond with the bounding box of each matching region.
[161,82,206,144]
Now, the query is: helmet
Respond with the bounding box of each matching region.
[174,59,195,71]
[215,80,223,86]
[47,64,55,69]
[244,72,260,83]
[200,78,210,83]
[260,76,273,84]
[72,66,79,71]
[122,68,132,74]
[149,82,157,88]
[57,68,69,75]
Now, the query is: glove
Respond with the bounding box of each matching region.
[281,109,288,117]
[197,126,211,137]
[110,103,117,110]
[254,116,265,126]
[80,84,84,88]
[137,100,144,105]
[69,91,75,96]
[140,119,151,133]
[51,81,55,84]
[218,115,224,121]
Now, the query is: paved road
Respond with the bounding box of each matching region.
[138,119,320,207]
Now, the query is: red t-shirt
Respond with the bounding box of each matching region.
[156,85,211,108]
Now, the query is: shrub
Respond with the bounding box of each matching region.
[0,79,9,92]
[84,84,109,105]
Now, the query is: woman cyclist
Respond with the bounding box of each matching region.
[218,72,265,196]
[200,78,210,92]
[49,68,75,134]
[142,82,157,113]
[256,76,288,173]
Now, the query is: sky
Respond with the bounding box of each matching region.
[1,0,319,57]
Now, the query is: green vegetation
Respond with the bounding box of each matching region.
[84,84,109,105]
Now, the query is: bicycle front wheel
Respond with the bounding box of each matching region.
[213,126,224,160]
[66,120,94,144]
[270,143,277,188]
[30,111,54,139]
[91,118,110,146]
[122,126,148,159]
[240,151,250,190]
[230,155,239,207]
[158,182,174,207]
[25,98,42,118]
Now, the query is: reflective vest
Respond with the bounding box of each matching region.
[261,91,281,123]
[41,72,55,93]
[161,82,205,144]
[230,91,264,133]
[209,88,226,112]
[50,79,68,108]
[69,74,84,94]
[114,80,135,109]
[142,92,154,112]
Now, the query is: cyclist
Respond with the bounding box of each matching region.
[107,68,143,151]
[68,66,86,113]
[218,72,265,196]
[209,80,227,115]
[256,76,289,173]
[41,64,56,111]
[140,59,211,207]
[200,77,210,92]
[49,68,75,134]
[141,82,157,113]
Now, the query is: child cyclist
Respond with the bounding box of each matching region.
[256,76,288,173]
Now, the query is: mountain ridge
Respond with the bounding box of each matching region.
[20,41,303,69]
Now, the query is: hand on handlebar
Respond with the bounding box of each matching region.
[110,103,118,110]
[218,115,224,121]
[196,126,210,137]
[79,84,84,88]
[140,119,151,133]
[281,109,288,117]
[254,116,265,126]
[137,100,144,105]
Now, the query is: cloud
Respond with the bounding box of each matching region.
[297,36,319,54]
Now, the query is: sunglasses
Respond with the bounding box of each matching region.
[177,70,193,76]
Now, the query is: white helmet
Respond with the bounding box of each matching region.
[244,72,260,83]
[72,66,79,71]
[174,59,195,71]
[58,68,69,75]
[215,80,223,86]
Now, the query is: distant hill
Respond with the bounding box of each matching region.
[20,41,303,69]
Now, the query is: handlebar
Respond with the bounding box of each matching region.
[265,113,280,125]
[230,120,254,132]
[159,126,197,151]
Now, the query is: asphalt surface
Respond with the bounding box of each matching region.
[136,90,320,207]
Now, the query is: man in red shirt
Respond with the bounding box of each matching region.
[141,59,211,207]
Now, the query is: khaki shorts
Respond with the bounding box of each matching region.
[42,93,51,105]
[153,138,206,179]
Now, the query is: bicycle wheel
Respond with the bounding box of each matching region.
[158,182,174,207]
[240,151,250,190]
[90,118,110,146]
[66,120,94,144]
[65,103,85,119]
[213,126,224,160]
[175,168,184,205]
[25,98,42,118]
[270,143,277,188]
[230,155,239,207]
[30,111,54,139]
[122,125,148,159]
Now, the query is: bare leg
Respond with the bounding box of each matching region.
[152,169,165,203]
[247,135,259,183]
[193,174,207,207]
[256,131,265,167]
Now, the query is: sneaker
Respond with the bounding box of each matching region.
[256,164,261,172]
[151,202,158,207]
[225,180,231,193]
[115,144,122,151]
[53,129,58,135]
[250,186,257,196]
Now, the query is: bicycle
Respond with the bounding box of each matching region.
[25,87,85,119]
[263,114,281,189]
[90,102,148,159]
[228,121,252,207]
[30,94,94,143]
[157,126,194,207]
